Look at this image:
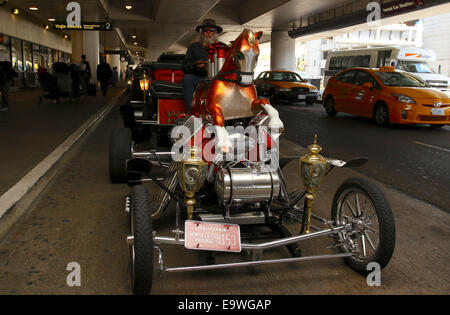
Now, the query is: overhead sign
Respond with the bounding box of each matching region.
[52,22,113,31]
[382,0,425,16]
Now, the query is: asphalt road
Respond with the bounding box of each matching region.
[276,101,450,212]
[0,101,448,295]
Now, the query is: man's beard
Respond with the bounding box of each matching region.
[201,33,218,46]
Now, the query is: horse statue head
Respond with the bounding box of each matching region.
[220,29,263,85]
[191,28,283,147]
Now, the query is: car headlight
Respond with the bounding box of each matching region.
[176,146,209,220]
[176,147,208,194]
[310,86,318,91]
[392,94,416,104]
[299,135,327,192]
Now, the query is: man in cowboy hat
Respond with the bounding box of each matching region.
[182,19,223,113]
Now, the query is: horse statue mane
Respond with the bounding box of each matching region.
[190,29,283,151]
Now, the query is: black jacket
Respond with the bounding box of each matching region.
[97,63,112,82]
[182,42,209,77]
[0,61,15,81]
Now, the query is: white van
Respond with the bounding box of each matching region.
[324,46,450,92]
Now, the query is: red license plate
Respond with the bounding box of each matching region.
[184,221,241,253]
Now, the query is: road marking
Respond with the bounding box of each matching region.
[413,141,450,153]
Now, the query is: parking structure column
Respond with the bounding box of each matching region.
[270,30,296,71]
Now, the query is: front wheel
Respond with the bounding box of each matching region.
[374,104,390,126]
[331,178,395,274]
[109,128,132,183]
[129,185,153,295]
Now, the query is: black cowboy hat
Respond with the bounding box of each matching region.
[195,19,223,34]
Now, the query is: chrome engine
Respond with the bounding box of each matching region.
[214,163,280,206]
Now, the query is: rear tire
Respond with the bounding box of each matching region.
[129,185,153,295]
[325,96,337,116]
[109,128,132,183]
[331,178,396,274]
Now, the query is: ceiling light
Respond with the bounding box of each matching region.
[48,18,55,22]
[134,42,138,45]
[29,6,38,11]
[132,35,136,39]
[11,8,19,14]
[125,5,132,10]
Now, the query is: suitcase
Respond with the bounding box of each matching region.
[87,83,96,96]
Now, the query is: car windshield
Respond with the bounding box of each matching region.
[374,71,429,87]
[398,61,435,74]
[271,72,302,82]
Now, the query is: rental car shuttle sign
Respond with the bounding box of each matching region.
[382,0,425,16]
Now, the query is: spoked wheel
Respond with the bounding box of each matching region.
[129,185,153,295]
[109,128,132,183]
[331,178,395,274]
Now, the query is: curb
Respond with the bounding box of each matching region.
[0,89,126,240]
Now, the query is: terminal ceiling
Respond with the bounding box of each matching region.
[5,0,450,61]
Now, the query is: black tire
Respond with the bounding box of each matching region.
[374,103,390,126]
[429,124,444,128]
[325,96,337,116]
[130,185,153,295]
[109,128,132,183]
[331,178,395,274]
[120,105,135,129]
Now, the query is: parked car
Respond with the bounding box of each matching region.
[255,70,319,105]
[322,66,450,127]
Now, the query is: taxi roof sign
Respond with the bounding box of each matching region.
[379,66,395,72]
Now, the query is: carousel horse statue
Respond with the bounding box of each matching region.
[190,29,284,152]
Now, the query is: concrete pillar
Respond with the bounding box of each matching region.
[71,31,83,64]
[107,47,121,72]
[83,31,100,81]
[270,31,296,71]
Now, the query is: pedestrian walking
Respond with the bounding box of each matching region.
[111,66,118,87]
[79,54,91,95]
[0,59,15,112]
[97,61,112,96]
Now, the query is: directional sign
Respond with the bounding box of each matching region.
[52,22,113,31]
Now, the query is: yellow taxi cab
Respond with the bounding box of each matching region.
[322,66,450,127]
[255,70,319,105]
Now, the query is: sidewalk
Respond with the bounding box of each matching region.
[0,86,125,197]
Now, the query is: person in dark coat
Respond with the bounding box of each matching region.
[96,61,112,96]
[0,60,15,112]
[181,19,223,113]
[80,54,91,94]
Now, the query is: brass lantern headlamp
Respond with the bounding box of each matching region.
[299,134,327,192]
[298,135,328,234]
[176,146,208,220]
[139,73,150,91]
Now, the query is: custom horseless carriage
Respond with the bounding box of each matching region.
[109,30,396,295]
